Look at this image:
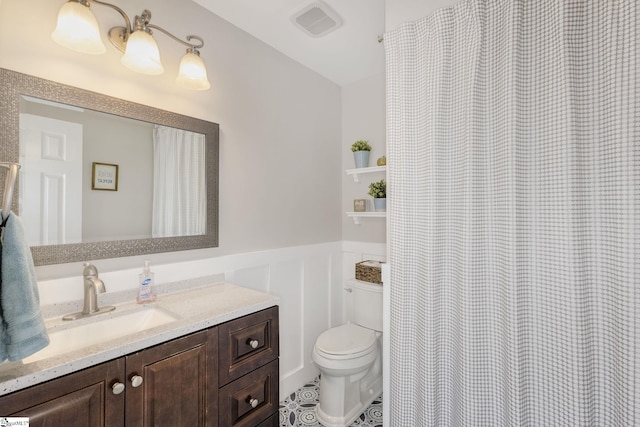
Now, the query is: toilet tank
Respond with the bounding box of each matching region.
[346,280,383,332]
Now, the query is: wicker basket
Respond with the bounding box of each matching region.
[355,260,382,284]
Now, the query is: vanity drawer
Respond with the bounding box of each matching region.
[218,306,279,385]
[218,359,279,427]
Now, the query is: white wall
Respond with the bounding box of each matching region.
[342,73,386,243]
[35,240,386,400]
[36,241,345,401]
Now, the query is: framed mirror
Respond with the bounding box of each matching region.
[0,68,219,265]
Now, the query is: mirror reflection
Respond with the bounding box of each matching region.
[1,67,218,266]
[19,96,206,247]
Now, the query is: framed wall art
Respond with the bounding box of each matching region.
[353,199,367,212]
[92,162,119,191]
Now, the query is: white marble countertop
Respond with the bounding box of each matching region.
[0,276,279,396]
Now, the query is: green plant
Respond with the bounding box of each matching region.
[368,179,386,198]
[351,140,372,152]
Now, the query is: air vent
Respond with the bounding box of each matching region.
[291,2,343,38]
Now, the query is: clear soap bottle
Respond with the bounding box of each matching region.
[137,260,157,303]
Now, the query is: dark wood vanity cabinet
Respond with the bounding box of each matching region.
[0,358,125,427]
[125,329,219,427]
[0,307,279,427]
[218,306,279,427]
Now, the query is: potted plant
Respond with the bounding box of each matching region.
[351,140,372,168]
[368,178,386,212]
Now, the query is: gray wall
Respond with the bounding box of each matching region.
[0,0,342,279]
[341,73,386,243]
[82,113,153,241]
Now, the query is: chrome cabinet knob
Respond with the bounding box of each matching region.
[112,382,125,395]
[248,397,259,408]
[248,339,259,349]
[130,375,144,388]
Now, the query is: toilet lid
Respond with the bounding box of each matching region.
[316,323,376,356]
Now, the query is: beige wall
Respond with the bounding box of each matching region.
[0,0,342,279]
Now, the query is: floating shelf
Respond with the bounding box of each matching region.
[345,165,386,182]
[346,211,386,225]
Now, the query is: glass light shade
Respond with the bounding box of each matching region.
[176,51,211,91]
[121,30,164,75]
[51,1,106,54]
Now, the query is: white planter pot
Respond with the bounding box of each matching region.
[373,198,386,212]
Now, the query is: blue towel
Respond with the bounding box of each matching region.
[0,211,49,362]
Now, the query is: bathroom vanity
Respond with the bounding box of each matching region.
[0,281,279,427]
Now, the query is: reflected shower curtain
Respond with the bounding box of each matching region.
[385,1,638,425]
[152,125,206,237]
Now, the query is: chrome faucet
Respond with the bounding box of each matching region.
[63,263,116,321]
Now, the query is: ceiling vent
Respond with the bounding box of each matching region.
[291,2,343,38]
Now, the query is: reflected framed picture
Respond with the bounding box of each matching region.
[354,199,367,212]
[92,162,119,191]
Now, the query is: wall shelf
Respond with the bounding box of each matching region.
[345,165,386,182]
[346,211,386,225]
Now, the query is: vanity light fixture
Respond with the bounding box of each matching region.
[52,0,211,90]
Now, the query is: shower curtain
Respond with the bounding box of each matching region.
[152,125,206,237]
[385,1,637,425]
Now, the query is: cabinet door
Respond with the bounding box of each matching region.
[125,328,218,427]
[0,358,125,427]
[218,306,279,386]
[218,359,279,427]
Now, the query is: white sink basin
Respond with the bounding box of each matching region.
[22,307,178,364]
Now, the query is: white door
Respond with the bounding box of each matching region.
[19,114,83,246]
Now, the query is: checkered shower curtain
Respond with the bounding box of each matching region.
[385,1,638,425]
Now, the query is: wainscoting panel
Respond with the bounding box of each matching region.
[227,264,270,293]
[302,254,332,382]
[270,260,305,387]
[36,242,387,401]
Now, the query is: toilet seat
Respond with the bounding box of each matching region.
[315,323,376,360]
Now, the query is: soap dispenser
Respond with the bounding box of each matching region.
[137,260,157,303]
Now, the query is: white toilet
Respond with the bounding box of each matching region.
[312,280,383,427]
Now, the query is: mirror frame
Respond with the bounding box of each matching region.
[0,68,219,265]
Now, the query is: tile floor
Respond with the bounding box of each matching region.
[278,377,383,426]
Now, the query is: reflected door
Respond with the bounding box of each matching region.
[20,114,83,245]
